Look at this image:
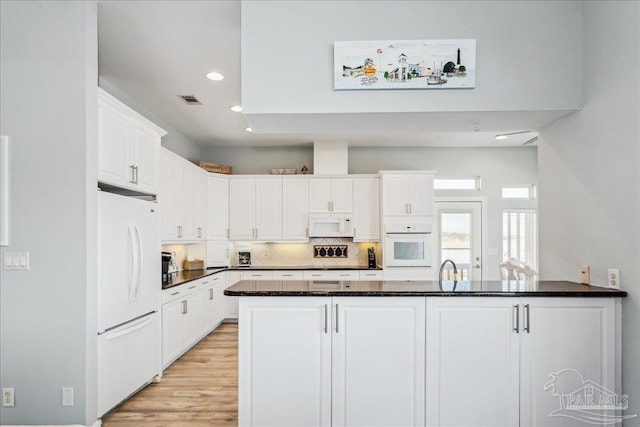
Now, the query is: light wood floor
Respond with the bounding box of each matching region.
[102,323,238,427]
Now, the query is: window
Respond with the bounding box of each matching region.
[502,210,537,270]
[502,185,536,199]
[434,177,481,191]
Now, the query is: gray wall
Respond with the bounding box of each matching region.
[538,1,640,420]
[203,145,538,280]
[98,78,202,163]
[242,0,581,115]
[0,2,98,424]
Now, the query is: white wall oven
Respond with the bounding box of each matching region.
[384,224,433,267]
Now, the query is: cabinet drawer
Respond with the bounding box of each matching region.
[162,287,189,304]
[359,270,384,280]
[303,270,359,281]
[273,271,304,280]
[240,271,274,280]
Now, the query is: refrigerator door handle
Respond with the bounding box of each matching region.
[127,225,136,303]
[105,316,153,341]
[133,225,143,302]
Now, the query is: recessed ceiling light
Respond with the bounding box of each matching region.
[495,135,508,140]
[245,127,253,132]
[230,105,242,112]
[206,72,224,81]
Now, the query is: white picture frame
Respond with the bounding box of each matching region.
[334,39,476,90]
[0,136,8,246]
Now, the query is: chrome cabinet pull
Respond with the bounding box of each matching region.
[335,304,339,333]
[129,165,134,183]
[513,304,519,333]
[226,228,230,238]
[133,165,139,184]
[324,304,328,334]
[209,288,214,300]
[524,304,530,333]
[182,300,187,315]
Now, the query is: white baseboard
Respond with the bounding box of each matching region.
[2,421,101,427]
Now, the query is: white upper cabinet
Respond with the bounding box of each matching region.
[206,174,229,240]
[160,148,206,243]
[97,88,166,194]
[309,177,353,213]
[353,177,380,242]
[381,172,434,217]
[282,177,309,241]
[229,177,282,241]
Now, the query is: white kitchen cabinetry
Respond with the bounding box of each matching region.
[426,297,618,427]
[309,177,353,213]
[98,88,166,194]
[381,172,434,217]
[359,270,383,280]
[283,177,310,241]
[240,271,274,281]
[206,241,230,267]
[239,296,425,427]
[273,270,304,280]
[161,275,226,368]
[353,177,380,241]
[229,177,282,241]
[303,270,359,281]
[239,297,332,426]
[225,271,241,319]
[160,148,206,242]
[206,174,229,240]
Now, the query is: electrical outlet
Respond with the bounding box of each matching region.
[263,248,270,257]
[580,265,590,284]
[608,269,620,289]
[62,387,74,407]
[2,387,14,407]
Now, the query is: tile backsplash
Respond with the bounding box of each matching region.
[231,239,380,267]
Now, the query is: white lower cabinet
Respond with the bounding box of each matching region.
[426,297,619,427]
[161,275,226,368]
[225,271,241,319]
[239,296,426,427]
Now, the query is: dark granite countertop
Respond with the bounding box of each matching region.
[224,280,627,298]
[161,265,382,289]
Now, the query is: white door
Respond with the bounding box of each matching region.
[332,297,425,427]
[162,298,185,368]
[255,178,282,240]
[407,174,434,216]
[520,298,617,427]
[189,168,207,240]
[239,297,332,427]
[160,150,178,240]
[309,178,332,213]
[435,200,483,281]
[131,121,160,194]
[207,174,229,240]
[97,97,131,188]
[229,179,256,240]
[382,175,409,216]
[353,177,379,241]
[330,178,353,213]
[426,298,520,427]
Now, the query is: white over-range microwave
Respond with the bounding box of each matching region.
[384,223,433,267]
[308,213,353,238]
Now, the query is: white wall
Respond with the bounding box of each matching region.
[538,1,640,421]
[0,2,98,425]
[241,0,581,115]
[201,145,314,174]
[98,78,202,163]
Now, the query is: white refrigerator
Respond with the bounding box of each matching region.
[97,190,161,416]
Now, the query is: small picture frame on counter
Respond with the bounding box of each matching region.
[238,251,251,267]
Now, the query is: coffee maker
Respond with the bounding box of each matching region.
[162,251,178,280]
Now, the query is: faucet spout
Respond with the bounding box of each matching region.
[439,259,458,282]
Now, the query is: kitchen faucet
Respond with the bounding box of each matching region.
[439,259,458,283]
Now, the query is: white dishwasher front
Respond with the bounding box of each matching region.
[98,311,160,416]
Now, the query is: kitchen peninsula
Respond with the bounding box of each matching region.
[226,280,625,426]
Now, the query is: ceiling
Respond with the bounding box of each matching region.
[98,1,547,148]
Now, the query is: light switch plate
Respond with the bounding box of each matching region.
[3,251,29,270]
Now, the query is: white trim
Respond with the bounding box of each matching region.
[0,136,8,246]
[2,423,101,427]
[434,196,488,281]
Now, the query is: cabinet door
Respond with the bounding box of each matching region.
[189,168,207,240]
[330,178,353,213]
[207,175,229,240]
[160,149,178,240]
[309,178,332,213]
[131,120,160,194]
[183,291,202,348]
[283,178,309,240]
[407,174,434,216]
[332,297,425,427]
[162,298,185,368]
[239,297,332,427]
[225,271,241,319]
[520,298,617,427]
[255,178,282,240]
[382,175,409,216]
[426,298,520,427]
[173,158,190,239]
[98,97,132,188]
[229,179,256,240]
[353,177,379,241]
[206,241,230,267]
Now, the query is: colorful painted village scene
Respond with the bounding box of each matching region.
[334,39,476,90]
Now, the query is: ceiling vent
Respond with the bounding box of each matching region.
[179,95,202,105]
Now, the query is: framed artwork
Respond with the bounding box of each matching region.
[334,39,476,90]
